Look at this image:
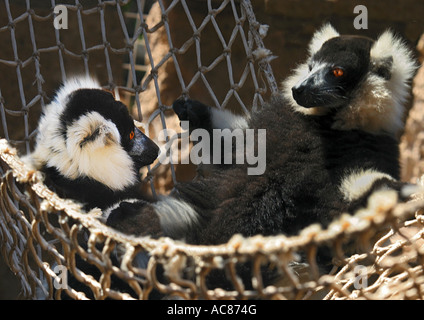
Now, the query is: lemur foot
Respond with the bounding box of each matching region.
[172,99,212,132]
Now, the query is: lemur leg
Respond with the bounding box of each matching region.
[106,186,208,242]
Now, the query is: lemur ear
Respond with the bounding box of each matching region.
[66,112,121,154]
[370,56,393,80]
[370,30,418,82]
[308,23,340,56]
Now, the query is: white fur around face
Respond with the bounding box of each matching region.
[282,62,329,116]
[369,31,417,135]
[282,24,340,116]
[27,76,102,170]
[308,23,340,56]
[334,31,417,136]
[282,25,417,136]
[64,112,137,190]
[332,74,397,134]
[24,76,138,191]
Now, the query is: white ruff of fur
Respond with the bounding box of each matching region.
[339,168,395,202]
[307,23,340,56]
[22,99,65,171]
[65,112,137,191]
[23,77,137,191]
[334,31,417,136]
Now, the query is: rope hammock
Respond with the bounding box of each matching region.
[0,0,423,300]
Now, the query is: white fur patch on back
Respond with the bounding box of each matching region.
[153,196,200,240]
[210,107,249,130]
[340,168,395,202]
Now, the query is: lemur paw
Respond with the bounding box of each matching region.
[172,99,211,131]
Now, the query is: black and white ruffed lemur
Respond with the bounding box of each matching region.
[24,77,161,299]
[23,77,160,212]
[107,24,418,247]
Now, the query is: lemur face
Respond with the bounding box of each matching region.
[284,24,417,135]
[62,88,159,170]
[28,77,159,192]
[291,36,374,109]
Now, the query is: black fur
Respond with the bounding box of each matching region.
[173,95,400,244]
[107,200,164,237]
[106,29,409,242]
[107,93,402,243]
[41,166,149,211]
[172,98,214,134]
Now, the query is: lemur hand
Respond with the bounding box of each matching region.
[172,99,212,132]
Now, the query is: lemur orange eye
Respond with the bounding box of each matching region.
[129,131,135,140]
[332,68,344,77]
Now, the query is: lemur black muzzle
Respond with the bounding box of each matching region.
[129,127,160,168]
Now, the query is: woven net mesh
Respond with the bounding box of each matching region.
[0,0,424,300]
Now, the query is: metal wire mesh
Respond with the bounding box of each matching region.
[0,0,423,300]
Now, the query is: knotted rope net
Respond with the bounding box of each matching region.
[0,0,423,300]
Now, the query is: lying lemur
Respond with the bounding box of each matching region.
[107,24,417,246]
[24,77,161,299]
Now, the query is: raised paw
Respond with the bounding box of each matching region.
[172,99,212,131]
